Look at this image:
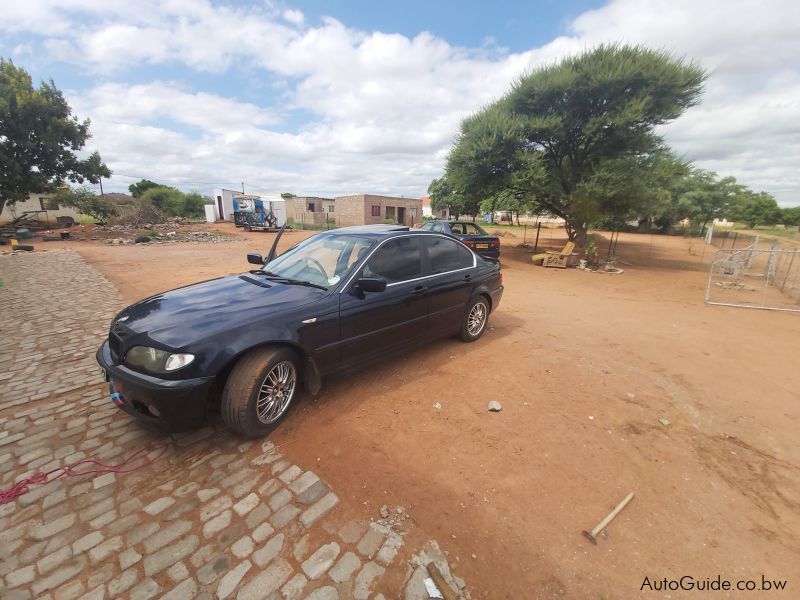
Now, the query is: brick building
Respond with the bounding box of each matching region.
[333,194,422,227]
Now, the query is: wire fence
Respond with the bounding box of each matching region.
[706,244,800,312]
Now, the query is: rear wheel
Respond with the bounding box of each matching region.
[460,296,489,342]
[221,346,299,437]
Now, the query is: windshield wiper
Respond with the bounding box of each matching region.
[249,269,327,290]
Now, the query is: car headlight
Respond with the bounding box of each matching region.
[125,346,195,373]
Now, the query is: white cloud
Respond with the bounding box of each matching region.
[2,0,799,205]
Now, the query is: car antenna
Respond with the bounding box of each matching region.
[265,223,286,264]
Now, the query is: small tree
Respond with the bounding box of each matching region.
[182,192,209,219]
[140,186,185,216]
[54,187,118,224]
[0,59,110,216]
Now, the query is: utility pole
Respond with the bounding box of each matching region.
[241,182,245,193]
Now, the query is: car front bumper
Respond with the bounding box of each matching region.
[96,341,215,431]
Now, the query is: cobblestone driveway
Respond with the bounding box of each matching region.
[0,250,467,600]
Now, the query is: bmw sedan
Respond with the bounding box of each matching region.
[96,225,504,437]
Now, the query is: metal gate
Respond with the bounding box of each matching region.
[706,246,800,312]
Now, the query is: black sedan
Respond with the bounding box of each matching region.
[419,220,500,259]
[97,225,503,437]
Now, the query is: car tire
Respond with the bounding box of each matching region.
[460,296,490,342]
[221,346,300,437]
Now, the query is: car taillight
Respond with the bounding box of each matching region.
[491,239,500,248]
[464,240,475,248]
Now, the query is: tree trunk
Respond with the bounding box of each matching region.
[0,198,7,219]
[565,220,588,248]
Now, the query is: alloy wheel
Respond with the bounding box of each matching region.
[468,302,487,336]
[256,361,296,424]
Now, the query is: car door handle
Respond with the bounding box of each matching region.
[464,274,472,281]
[412,285,428,295]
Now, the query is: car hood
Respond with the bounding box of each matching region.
[112,273,324,347]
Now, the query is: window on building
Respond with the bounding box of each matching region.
[46,198,60,210]
[371,205,381,217]
[410,208,417,218]
[328,205,335,213]
[308,203,315,212]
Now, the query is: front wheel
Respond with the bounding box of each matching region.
[221,347,299,437]
[460,296,489,342]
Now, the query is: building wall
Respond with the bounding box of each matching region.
[292,196,334,227]
[0,193,81,224]
[335,195,422,227]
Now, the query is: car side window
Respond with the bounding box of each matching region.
[450,223,463,234]
[362,237,423,284]
[424,237,473,274]
[430,222,444,233]
[420,222,433,231]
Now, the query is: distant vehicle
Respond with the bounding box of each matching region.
[97,225,503,437]
[420,220,501,259]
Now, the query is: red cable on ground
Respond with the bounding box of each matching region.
[0,443,170,505]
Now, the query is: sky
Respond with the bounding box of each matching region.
[2,0,799,206]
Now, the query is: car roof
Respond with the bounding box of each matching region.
[319,224,410,239]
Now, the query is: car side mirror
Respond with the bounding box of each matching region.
[356,277,387,293]
[247,252,264,265]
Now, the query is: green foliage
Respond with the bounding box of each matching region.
[782,206,800,227]
[0,58,111,216]
[675,171,741,233]
[128,179,162,198]
[428,175,473,218]
[728,191,781,228]
[137,186,209,218]
[445,44,706,245]
[181,192,210,219]
[53,186,118,224]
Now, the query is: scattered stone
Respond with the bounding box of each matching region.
[161,577,196,600]
[488,401,502,412]
[108,568,138,596]
[356,526,385,559]
[231,535,254,559]
[432,402,442,410]
[379,505,389,519]
[659,418,671,426]
[197,554,229,585]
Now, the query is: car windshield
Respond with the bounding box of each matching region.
[262,234,376,289]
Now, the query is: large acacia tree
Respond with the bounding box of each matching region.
[0,59,110,216]
[446,44,706,246]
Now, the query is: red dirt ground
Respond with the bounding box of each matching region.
[53,224,799,598]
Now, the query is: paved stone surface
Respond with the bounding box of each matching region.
[0,250,469,599]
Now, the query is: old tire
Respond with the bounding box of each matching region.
[459,296,489,342]
[221,346,299,437]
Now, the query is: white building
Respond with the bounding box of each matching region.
[211,188,284,221]
[0,192,81,224]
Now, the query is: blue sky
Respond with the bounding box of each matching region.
[1,0,798,204]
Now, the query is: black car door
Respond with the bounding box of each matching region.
[338,237,429,370]
[422,236,475,336]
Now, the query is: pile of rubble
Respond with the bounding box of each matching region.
[105,231,239,245]
[97,218,188,233]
